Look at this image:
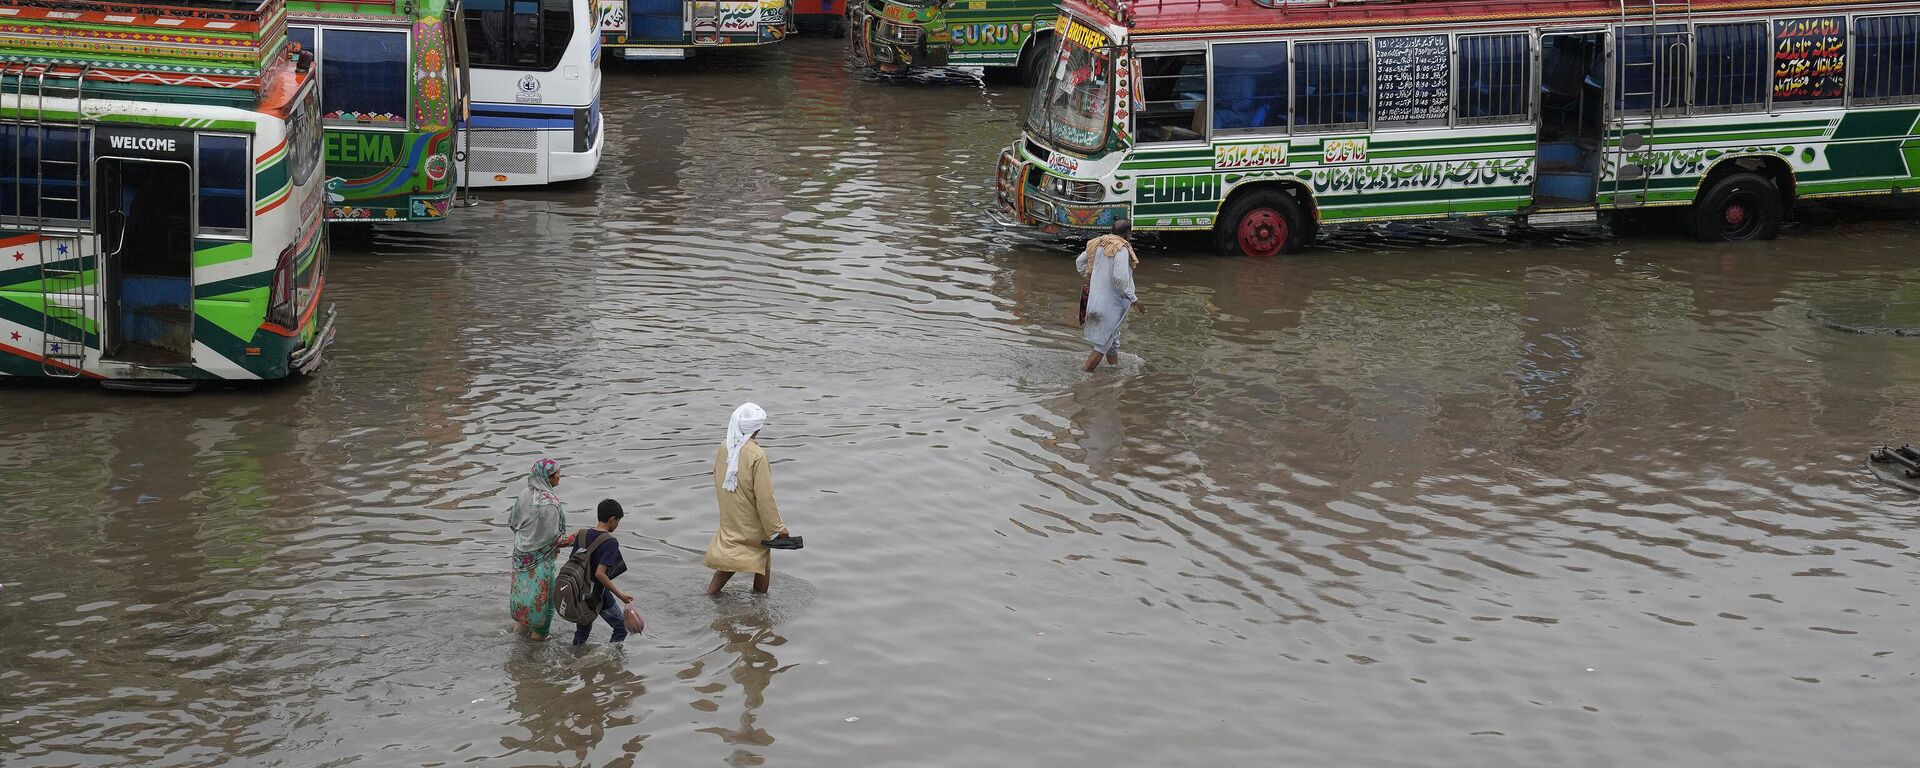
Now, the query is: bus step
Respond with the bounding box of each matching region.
[1526,210,1600,228]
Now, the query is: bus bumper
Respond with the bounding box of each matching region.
[853,9,949,68]
[996,149,1127,231]
[872,39,950,67]
[291,303,337,376]
[551,120,605,183]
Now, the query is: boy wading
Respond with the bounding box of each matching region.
[572,499,634,645]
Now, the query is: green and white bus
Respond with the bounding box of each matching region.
[850,0,1058,80]
[0,1,332,387]
[289,0,465,223]
[999,0,1920,256]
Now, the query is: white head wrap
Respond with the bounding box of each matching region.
[724,402,767,492]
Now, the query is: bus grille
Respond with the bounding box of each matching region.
[471,149,539,174]
[879,21,920,45]
[469,129,539,150]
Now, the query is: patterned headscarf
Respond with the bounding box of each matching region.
[723,403,767,492]
[507,458,565,554]
[1080,234,1138,276]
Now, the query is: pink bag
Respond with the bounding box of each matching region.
[622,602,645,635]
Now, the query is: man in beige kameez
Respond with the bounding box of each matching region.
[706,403,791,595]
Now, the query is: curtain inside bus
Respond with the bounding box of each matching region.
[466,0,573,68]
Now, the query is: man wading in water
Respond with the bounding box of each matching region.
[705,403,794,595]
[1078,219,1143,372]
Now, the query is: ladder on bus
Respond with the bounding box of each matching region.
[1612,0,1693,207]
[6,63,94,377]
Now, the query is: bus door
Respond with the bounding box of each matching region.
[93,137,194,367]
[1533,32,1606,209]
[628,0,686,42]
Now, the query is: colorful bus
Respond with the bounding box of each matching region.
[0,0,331,387]
[288,0,464,223]
[999,0,1920,257]
[464,0,604,185]
[850,0,1057,80]
[598,0,794,60]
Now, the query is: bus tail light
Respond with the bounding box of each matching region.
[268,244,298,328]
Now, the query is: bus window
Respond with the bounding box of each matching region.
[466,0,573,70]
[1772,16,1846,104]
[1457,33,1530,124]
[1615,25,1687,113]
[288,26,315,56]
[1211,42,1287,134]
[1136,52,1207,143]
[1293,40,1369,131]
[198,135,250,236]
[321,28,410,126]
[1855,15,1920,103]
[289,87,322,187]
[0,125,89,222]
[1694,23,1768,111]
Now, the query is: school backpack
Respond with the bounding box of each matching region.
[552,529,610,625]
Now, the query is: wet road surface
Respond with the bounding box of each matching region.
[3,38,1919,767]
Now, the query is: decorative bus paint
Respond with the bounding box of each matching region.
[464,0,604,185]
[794,0,848,37]
[999,0,1920,257]
[288,0,464,223]
[0,0,331,387]
[597,0,794,61]
[850,0,1057,79]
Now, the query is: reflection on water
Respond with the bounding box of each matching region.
[5,38,1920,767]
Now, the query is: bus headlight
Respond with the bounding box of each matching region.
[1049,177,1105,203]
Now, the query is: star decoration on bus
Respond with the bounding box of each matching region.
[10,251,20,261]
[56,242,68,255]
[8,332,19,341]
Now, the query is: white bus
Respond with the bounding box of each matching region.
[463,0,605,186]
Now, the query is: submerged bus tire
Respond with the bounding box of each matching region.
[1215,190,1305,258]
[1691,173,1782,242]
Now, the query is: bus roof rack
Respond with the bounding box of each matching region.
[0,0,292,104]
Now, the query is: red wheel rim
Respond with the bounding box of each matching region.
[1236,208,1288,258]
[1724,203,1747,226]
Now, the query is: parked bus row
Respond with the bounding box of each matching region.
[0,0,613,387]
[589,0,1057,81]
[289,0,602,224]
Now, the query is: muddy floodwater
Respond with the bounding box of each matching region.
[5,39,1920,767]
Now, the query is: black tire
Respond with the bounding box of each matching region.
[1691,172,1783,242]
[1213,190,1306,258]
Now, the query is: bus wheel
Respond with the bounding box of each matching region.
[1215,191,1304,258]
[1017,38,1049,87]
[1691,172,1782,242]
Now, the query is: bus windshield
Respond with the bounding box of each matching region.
[1026,21,1112,155]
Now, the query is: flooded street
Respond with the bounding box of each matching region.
[6,39,1920,766]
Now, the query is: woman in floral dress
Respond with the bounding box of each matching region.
[507,457,573,640]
